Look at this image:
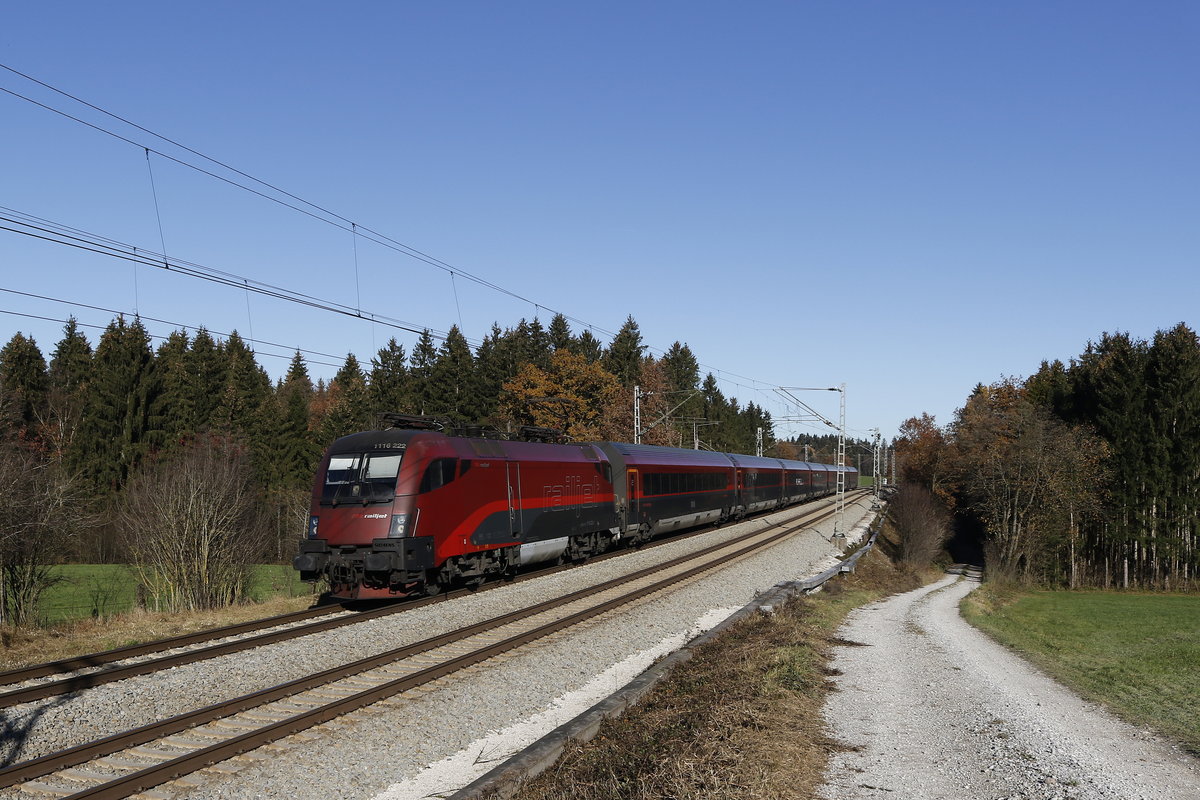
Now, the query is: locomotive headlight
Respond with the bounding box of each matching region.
[308,515,319,539]
[388,514,408,538]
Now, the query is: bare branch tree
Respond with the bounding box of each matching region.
[0,441,93,627]
[119,435,266,612]
[889,483,951,566]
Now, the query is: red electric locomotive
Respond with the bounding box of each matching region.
[294,415,858,600]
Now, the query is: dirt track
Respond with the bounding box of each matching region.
[818,575,1200,800]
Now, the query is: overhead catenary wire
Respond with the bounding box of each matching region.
[0,64,832,424]
[0,80,559,321]
[0,67,760,368]
[0,307,344,369]
[0,211,464,345]
[3,200,814,423]
[0,287,350,365]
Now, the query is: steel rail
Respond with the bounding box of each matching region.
[1,499,850,795]
[1,490,864,708]
[51,503,843,800]
[0,603,343,686]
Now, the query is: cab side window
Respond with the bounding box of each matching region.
[419,458,458,493]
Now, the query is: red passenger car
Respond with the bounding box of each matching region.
[295,417,857,600]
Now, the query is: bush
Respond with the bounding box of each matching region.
[0,439,93,627]
[119,435,266,611]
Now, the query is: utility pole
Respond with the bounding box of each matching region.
[756,427,763,457]
[633,385,643,444]
[777,384,847,544]
[875,431,882,496]
[835,383,846,543]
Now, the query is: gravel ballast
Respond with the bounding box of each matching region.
[0,497,875,800]
[818,576,1200,800]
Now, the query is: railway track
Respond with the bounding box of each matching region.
[0,497,855,799]
[0,491,866,710]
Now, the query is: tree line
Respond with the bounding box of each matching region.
[895,322,1200,590]
[0,311,784,624]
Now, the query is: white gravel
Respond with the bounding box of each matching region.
[818,575,1200,800]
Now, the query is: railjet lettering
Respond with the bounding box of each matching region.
[542,475,597,511]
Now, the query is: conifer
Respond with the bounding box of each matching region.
[603,315,646,388]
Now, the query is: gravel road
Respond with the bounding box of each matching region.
[818,576,1200,800]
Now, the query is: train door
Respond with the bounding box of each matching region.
[626,469,640,530]
[506,462,524,537]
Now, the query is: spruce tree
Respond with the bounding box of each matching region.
[214,332,272,441]
[409,330,439,416]
[700,373,732,450]
[368,338,408,416]
[508,318,551,371]
[430,325,478,422]
[48,317,93,396]
[1145,323,1200,577]
[662,341,700,393]
[275,351,318,488]
[473,324,508,423]
[548,313,575,352]
[44,318,94,460]
[0,333,48,436]
[604,315,646,388]
[150,330,193,450]
[575,329,604,364]
[321,353,371,441]
[525,317,551,368]
[662,341,702,421]
[70,316,156,491]
[1090,332,1150,571]
[188,328,225,431]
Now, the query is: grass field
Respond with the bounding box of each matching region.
[961,586,1200,755]
[36,564,314,625]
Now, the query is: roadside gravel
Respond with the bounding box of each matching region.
[818,576,1200,800]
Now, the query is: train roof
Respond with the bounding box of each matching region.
[595,441,735,468]
[328,428,423,453]
[726,453,785,470]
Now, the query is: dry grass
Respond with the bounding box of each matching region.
[499,530,928,800]
[0,594,317,670]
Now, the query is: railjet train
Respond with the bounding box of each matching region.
[294,415,857,600]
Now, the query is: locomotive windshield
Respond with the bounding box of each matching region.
[321,452,404,504]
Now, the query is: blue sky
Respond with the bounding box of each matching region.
[2,1,1197,443]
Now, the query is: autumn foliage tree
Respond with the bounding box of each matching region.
[947,379,1107,583]
[500,350,619,440]
[894,412,949,501]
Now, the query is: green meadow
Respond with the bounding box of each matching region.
[962,587,1200,754]
[34,564,313,625]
